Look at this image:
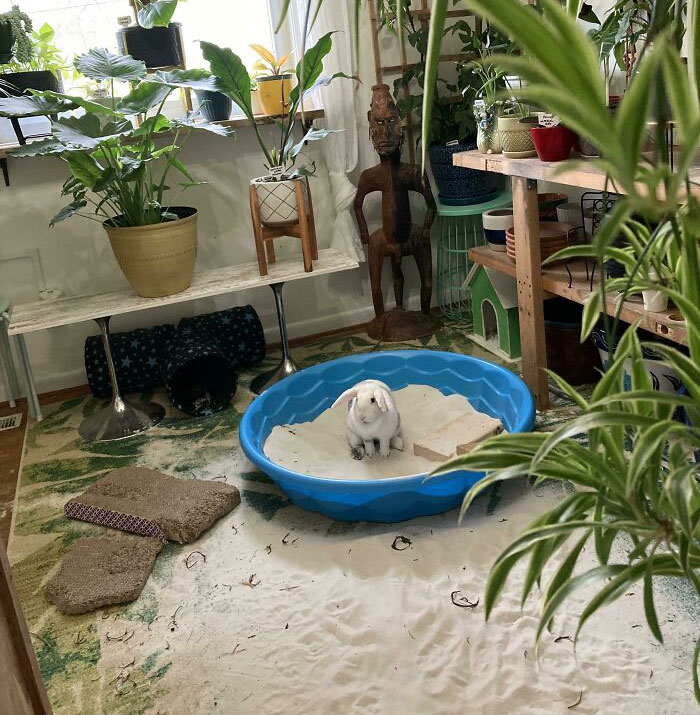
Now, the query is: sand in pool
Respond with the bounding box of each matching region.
[264,384,483,479]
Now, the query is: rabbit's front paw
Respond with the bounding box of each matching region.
[363,440,376,457]
[351,446,365,460]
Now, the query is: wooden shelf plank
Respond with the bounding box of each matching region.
[9,247,358,336]
[469,245,688,345]
[453,149,700,197]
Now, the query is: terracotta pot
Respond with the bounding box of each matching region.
[537,192,568,221]
[251,176,304,226]
[104,207,198,298]
[497,115,537,158]
[257,74,294,116]
[530,125,575,162]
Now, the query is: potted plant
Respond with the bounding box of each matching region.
[529,114,576,162]
[0,5,30,64]
[0,48,233,298]
[1,21,67,95]
[421,0,700,699]
[389,7,500,204]
[201,33,351,226]
[117,0,184,70]
[250,44,295,117]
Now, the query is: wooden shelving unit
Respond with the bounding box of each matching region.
[453,148,698,410]
[469,245,688,345]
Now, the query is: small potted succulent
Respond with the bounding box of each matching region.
[529,113,576,162]
[1,20,67,95]
[249,44,294,117]
[117,0,184,70]
[202,33,351,226]
[0,48,233,298]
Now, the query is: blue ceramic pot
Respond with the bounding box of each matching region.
[429,141,500,206]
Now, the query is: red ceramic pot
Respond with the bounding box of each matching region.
[530,125,576,162]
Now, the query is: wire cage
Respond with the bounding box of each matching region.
[435,192,513,324]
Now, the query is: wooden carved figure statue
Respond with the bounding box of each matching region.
[354,84,439,341]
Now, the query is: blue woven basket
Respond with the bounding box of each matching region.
[240,350,534,522]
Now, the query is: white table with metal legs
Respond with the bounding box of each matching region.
[8,248,359,440]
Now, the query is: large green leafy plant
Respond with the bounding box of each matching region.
[133,0,181,30]
[200,33,350,178]
[418,0,700,698]
[0,48,231,227]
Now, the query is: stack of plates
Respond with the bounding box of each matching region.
[505,222,573,264]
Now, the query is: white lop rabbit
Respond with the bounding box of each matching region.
[331,379,404,460]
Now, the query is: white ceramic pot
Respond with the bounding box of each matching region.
[482,208,514,252]
[642,289,669,313]
[251,176,303,226]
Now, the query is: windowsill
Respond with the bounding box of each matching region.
[0,108,326,159]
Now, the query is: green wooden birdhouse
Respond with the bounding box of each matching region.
[465,264,521,359]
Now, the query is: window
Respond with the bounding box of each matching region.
[0,0,288,141]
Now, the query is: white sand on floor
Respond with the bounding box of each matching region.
[264,384,480,479]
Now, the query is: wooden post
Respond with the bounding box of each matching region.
[305,178,319,261]
[512,176,549,410]
[296,181,313,273]
[0,541,52,715]
[249,185,268,277]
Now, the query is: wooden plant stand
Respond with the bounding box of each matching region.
[249,178,319,277]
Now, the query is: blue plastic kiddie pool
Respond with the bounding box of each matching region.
[240,350,535,522]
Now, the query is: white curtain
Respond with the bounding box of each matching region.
[290,0,365,262]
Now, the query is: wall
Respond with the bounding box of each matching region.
[0,2,429,400]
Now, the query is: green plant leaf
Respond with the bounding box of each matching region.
[64,151,103,189]
[31,90,123,117]
[75,48,146,82]
[149,68,219,92]
[421,0,448,169]
[643,559,664,643]
[200,41,254,120]
[49,199,87,226]
[9,138,65,157]
[117,82,171,115]
[137,0,178,29]
[290,32,335,106]
[171,115,234,137]
[0,94,76,117]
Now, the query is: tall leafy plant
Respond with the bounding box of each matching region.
[419,0,700,699]
[201,33,351,178]
[0,48,232,227]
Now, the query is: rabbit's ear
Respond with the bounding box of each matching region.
[332,388,358,409]
[372,388,389,412]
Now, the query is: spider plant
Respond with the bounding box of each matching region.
[418,0,700,699]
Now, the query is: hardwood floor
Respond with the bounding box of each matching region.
[0,386,90,546]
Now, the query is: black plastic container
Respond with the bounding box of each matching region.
[428,140,500,206]
[194,90,232,122]
[117,23,182,69]
[2,70,62,95]
[543,298,601,385]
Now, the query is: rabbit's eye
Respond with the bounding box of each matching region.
[370,397,375,403]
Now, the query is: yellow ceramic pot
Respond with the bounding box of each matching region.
[257,74,294,117]
[104,207,198,298]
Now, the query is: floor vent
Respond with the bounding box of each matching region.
[0,413,22,431]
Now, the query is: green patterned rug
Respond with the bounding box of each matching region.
[9,320,696,714]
